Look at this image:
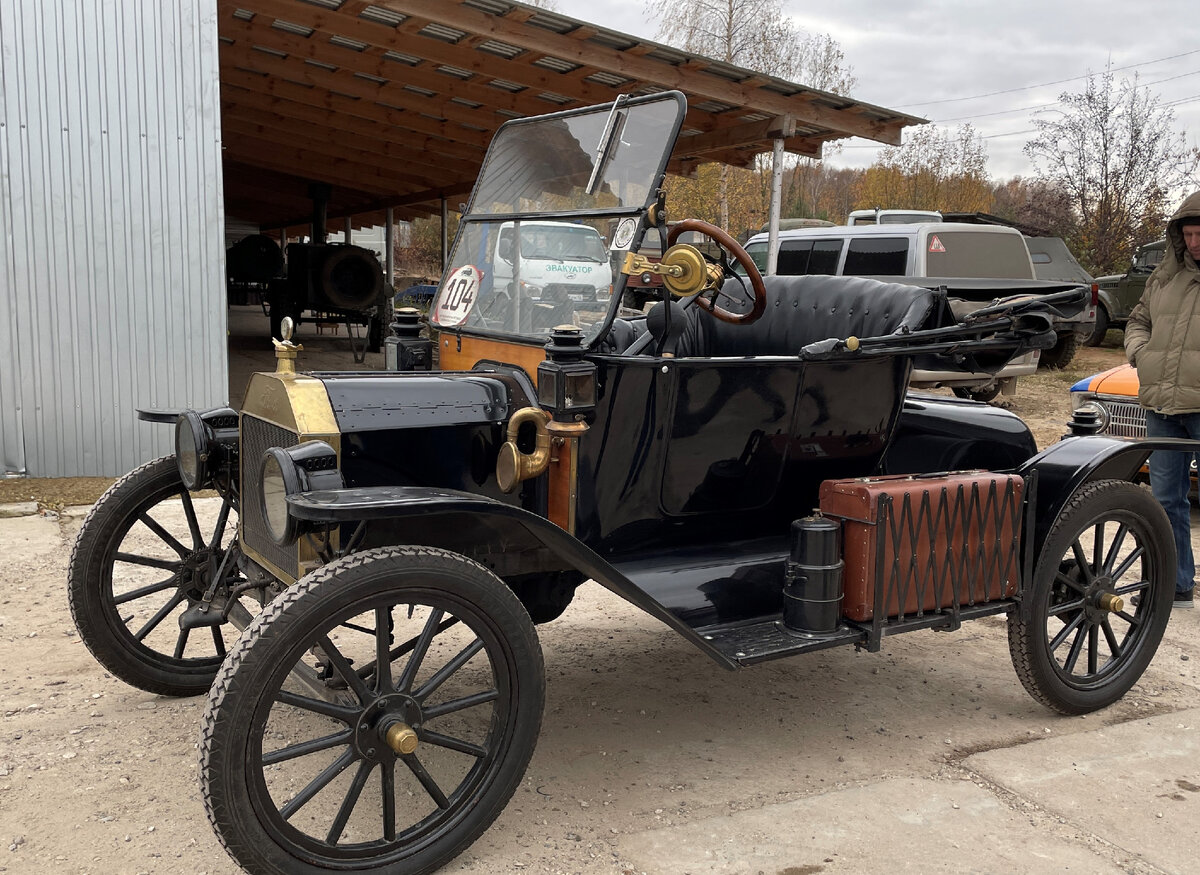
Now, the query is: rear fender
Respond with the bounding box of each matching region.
[1016,435,1200,556]
[287,486,737,667]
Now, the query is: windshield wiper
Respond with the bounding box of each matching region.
[586,94,629,196]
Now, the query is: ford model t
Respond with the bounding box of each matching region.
[68,92,1192,874]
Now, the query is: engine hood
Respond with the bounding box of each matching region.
[316,372,514,432]
[1073,363,1138,397]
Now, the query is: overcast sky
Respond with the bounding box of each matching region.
[555,0,1200,184]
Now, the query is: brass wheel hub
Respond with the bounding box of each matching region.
[1085,575,1123,619]
[355,693,422,760]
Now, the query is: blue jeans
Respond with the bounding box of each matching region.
[1145,410,1200,593]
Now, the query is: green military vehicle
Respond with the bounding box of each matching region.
[1086,239,1166,345]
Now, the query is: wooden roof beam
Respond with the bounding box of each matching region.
[675,116,797,156]
[219,68,494,149]
[222,19,553,124]
[224,135,434,194]
[220,88,488,162]
[224,132,474,194]
[221,106,483,172]
[218,0,716,130]
[378,0,909,144]
[222,161,383,209]
[220,47,498,133]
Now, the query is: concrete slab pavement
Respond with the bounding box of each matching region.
[967,708,1200,874]
[616,775,1131,873]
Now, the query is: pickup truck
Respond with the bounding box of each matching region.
[740,222,1097,395]
[1087,238,1166,345]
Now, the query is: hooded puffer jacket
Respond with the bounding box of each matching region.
[1125,191,1200,413]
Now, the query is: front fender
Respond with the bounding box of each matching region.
[288,486,739,668]
[1016,434,1200,556]
[1096,286,1124,322]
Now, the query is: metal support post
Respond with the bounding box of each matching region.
[385,207,395,289]
[441,197,449,271]
[767,137,785,277]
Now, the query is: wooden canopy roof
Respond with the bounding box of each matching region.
[218,0,925,231]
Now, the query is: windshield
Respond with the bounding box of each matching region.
[432,93,686,345]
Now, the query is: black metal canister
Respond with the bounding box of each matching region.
[782,514,844,634]
[384,307,432,371]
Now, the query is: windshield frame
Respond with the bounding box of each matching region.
[433,91,687,350]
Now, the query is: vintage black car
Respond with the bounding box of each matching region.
[68,92,1196,875]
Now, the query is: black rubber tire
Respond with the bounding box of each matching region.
[1083,305,1109,347]
[1007,479,1174,715]
[1039,331,1078,369]
[200,546,544,875]
[952,383,1001,403]
[67,455,240,696]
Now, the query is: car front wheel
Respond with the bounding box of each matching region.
[200,546,544,875]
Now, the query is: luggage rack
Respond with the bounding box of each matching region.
[852,471,1038,653]
[696,472,1037,666]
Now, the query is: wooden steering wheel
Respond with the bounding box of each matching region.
[667,219,767,325]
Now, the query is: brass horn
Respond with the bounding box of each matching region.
[496,407,552,494]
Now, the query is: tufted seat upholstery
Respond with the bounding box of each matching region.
[672,274,940,358]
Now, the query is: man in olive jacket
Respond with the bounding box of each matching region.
[1126,191,1200,608]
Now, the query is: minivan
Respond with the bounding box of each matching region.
[736,223,1054,401]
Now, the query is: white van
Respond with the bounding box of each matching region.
[742,221,1038,280]
[492,220,613,306]
[847,208,943,226]
[737,222,1058,401]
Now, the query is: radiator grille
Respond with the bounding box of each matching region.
[240,414,300,576]
[1096,396,1146,438]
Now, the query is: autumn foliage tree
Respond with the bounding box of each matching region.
[647,0,856,229]
[989,177,1077,239]
[856,124,992,214]
[1024,68,1199,275]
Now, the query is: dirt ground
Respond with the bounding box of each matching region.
[3,334,1163,875]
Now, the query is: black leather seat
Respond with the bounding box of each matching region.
[596,317,646,353]
[673,274,939,358]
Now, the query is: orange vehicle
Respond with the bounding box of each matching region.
[1069,364,1144,437]
[1070,364,1198,485]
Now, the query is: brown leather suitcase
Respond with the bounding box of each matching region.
[819,471,1024,622]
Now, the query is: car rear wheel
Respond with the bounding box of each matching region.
[952,383,1001,403]
[1039,331,1078,369]
[1083,305,1109,347]
[200,546,544,875]
[67,455,247,696]
[1007,479,1173,714]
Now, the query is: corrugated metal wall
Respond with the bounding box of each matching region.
[0,0,226,477]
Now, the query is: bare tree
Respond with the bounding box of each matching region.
[647,0,856,226]
[990,177,1077,241]
[647,0,802,77]
[792,32,856,96]
[1024,68,1199,275]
